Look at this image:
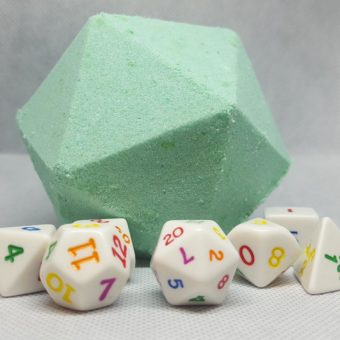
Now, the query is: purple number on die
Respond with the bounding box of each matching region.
[99,277,117,301]
[179,247,195,265]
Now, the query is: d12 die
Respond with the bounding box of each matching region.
[40,221,132,311]
[265,207,319,248]
[151,220,239,305]
[73,218,135,276]
[228,218,300,287]
[294,217,340,294]
[0,224,56,297]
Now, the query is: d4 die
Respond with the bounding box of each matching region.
[151,220,239,305]
[228,218,300,287]
[0,224,56,297]
[294,217,340,294]
[265,207,319,248]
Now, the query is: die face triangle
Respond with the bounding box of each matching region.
[108,14,289,160]
[17,24,90,169]
[295,218,340,294]
[17,13,291,258]
[309,218,340,294]
[108,14,239,104]
[21,14,231,171]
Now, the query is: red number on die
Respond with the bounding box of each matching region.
[239,245,255,266]
[217,274,229,289]
[163,226,184,246]
[112,235,127,268]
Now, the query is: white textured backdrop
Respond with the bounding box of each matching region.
[0,0,339,154]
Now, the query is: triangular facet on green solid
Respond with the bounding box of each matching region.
[17,13,291,258]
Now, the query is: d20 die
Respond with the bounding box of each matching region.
[294,217,340,294]
[0,224,56,297]
[151,220,239,305]
[73,218,135,276]
[17,13,291,259]
[228,218,300,287]
[265,207,319,248]
[40,221,132,311]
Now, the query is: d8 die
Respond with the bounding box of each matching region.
[228,218,300,287]
[73,218,135,276]
[151,220,239,305]
[40,219,132,311]
[0,224,56,297]
[265,207,319,248]
[294,217,340,294]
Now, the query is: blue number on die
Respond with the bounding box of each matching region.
[168,279,184,289]
[22,226,40,231]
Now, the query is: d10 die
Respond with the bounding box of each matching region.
[0,224,56,297]
[73,218,135,276]
[228,218,300,287]
[265,207,319,248]
[151,220,239,305]
[294,217,340,294]
[40,220,132,311]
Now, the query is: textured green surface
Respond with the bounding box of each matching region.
[17,13,290,258]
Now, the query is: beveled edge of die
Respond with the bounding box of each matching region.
[264,207,319,219]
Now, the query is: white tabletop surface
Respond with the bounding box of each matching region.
[0,267,339,340]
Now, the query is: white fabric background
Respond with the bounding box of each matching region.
[0,268,339,340]
[0,0,339,155]
[0,1,340,339]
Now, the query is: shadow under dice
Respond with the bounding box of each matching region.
[228,218,301,288]
[151,220,239,306]
[40,222,131,311]
[0,224,56,297]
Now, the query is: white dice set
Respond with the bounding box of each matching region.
[0,208,339,312]
[265,207,340,294]
[0,218,135,311]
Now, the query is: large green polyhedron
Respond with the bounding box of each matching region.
[17,14,290,258]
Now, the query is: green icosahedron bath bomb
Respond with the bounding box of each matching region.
[17,13,290,259]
